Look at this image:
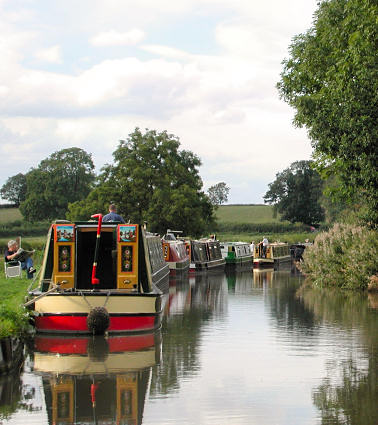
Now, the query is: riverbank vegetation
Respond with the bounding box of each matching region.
[0,274,32,338]
[300,223,378,291]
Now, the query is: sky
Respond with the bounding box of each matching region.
[0,0,319,204]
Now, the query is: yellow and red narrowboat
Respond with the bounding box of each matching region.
[161,230,189,274]
[27,217,169,334]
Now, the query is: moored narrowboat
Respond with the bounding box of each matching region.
[253,242,291,268]
[188,238,225,273]
[161,230,189,274]
[26,217,169,334]
[221,242,253,270]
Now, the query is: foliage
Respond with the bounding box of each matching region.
[301,223,378,290]
[20,147,95,222]
[0,173,27,207]
[207,182,230,206]
[277,0,378,227]
[0,220,49,238]
[264,160,325,225]
[68,128,215,237]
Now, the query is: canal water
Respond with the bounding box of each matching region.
[1,268,377,425]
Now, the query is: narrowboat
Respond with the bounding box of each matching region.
[33,332,160,425]
[161,230,190,274]
[221,242,253,270]
[188,238,225,272]
[26,216,169,334]
[253,242,291,268]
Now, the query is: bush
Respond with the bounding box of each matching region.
[0,221,49,238]
[301,223,378,290]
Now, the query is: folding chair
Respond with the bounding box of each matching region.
[4,261,22,278]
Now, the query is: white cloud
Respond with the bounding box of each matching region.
[35,45,62,63]
[90,29,145,46]
[0,0,319,203]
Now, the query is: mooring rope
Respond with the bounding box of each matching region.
[78,290,111,310]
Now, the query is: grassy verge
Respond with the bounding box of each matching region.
[0,250,43,337]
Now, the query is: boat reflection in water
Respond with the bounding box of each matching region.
[33,332,161,425]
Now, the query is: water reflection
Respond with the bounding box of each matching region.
[2,270,378,425]
[150,272,228,398]
[297,286,378,425]
[33,332,161,425]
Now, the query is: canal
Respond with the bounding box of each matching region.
[1,268,377,424]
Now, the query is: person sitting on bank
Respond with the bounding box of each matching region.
[103,204,126,223]
[4,240,36,279]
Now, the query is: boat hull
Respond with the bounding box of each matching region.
[253,256,291,268]
[225,256,253,270]
[189,258,225,273]
[32,291,163,334]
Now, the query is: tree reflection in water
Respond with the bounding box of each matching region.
[297,286,378,425]
[149,272,227,397]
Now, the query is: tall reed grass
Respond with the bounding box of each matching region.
[301,223,378,290]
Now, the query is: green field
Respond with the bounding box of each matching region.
[215,204,284,224]
[0,208,22,223]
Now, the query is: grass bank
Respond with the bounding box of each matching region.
[0,273,33,338]
[0,248,43,337]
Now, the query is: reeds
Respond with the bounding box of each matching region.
[300,223,378,290]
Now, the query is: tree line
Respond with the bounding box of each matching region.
[1,129,230,237]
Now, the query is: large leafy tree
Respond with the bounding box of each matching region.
[207,182,230,206]
[68,128,215,237]
[0,173,27,207]
[264,160,325,226]
[20,147,95,221]
[277,0,377,226]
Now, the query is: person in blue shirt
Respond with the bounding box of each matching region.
[102,204,126,223]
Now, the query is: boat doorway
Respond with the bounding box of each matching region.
[76,228,117,289]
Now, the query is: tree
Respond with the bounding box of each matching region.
[20,147,95,221]
[277,0,377,227]
[67,128,215,236]
[207,182,230,206]
[0,173,27,206]
[264,160,325,225]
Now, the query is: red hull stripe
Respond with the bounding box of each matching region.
[34,334,155,354]
[35,315,156,333]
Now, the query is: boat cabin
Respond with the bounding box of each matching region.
[39,221,167,293]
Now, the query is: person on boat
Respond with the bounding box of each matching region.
[4,240,36,279]
[262,237,269,258]
[103,204,126,223]
[250,241,255,256]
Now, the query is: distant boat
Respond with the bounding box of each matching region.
[187,237,226,273]
[221,242,253,270]
[161,230,190,274]
[26,217,169,334]
[253,242,291,268]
